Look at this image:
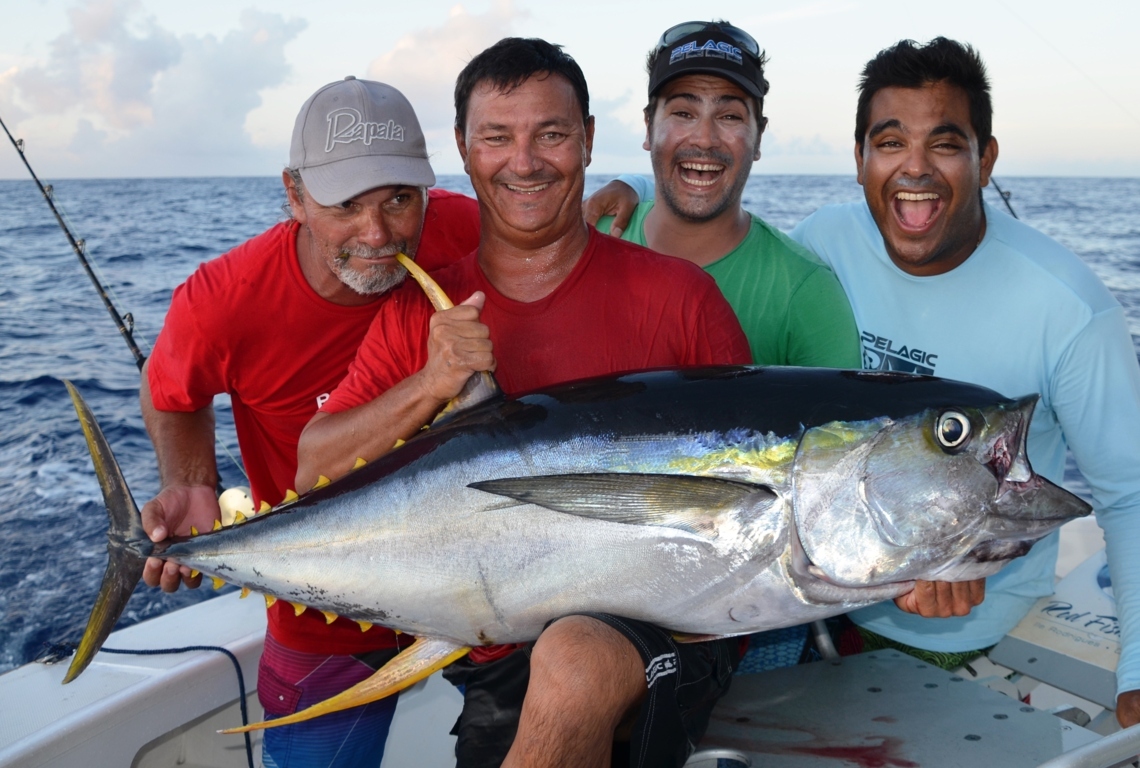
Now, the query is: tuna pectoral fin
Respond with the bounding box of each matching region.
[220,637,471,734]
[470,473,777,537]
[62,381,148,684]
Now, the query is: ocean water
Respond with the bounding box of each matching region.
[0,173,1137,674]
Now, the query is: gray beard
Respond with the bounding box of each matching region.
[334,245,409,296]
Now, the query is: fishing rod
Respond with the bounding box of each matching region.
[1,112,147,370]
[990,178,1019,219]
[1,113,247,484]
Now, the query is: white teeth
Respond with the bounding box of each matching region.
[680,163,724,172]
[896,192,939,201]
[505,183,550,194]
[682,178,718,187]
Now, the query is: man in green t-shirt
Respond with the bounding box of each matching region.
[591,20,860,368]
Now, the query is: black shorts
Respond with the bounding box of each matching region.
[441,614,740,768]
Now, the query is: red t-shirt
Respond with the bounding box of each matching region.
[147,188,479,655]
[325,228,751,414]
[322,229,751,662]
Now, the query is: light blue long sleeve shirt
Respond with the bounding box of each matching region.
[791,200,1140,697]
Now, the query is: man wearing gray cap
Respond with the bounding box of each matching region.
[140,76,479,767]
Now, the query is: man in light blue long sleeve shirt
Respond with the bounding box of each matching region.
[598,34,1140,728]
[788,37,1140,728]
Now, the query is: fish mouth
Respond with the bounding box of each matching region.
[986,396,1091,526]
[892,190,943,234]
[991,473,1091,532]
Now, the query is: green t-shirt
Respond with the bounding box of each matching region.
[597,202,861,368]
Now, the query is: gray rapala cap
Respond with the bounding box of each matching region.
[289,76,435,206]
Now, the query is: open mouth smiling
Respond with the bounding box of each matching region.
[679,162,725,188]
[893,190,943,231]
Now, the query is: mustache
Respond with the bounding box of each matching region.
[337,243,407,261]
[674,148,734,168]
[892,178,943,193]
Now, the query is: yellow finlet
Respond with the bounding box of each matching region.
[189,569,200,579]
[190,526,199,536]
[240,587,251,599]
[313,475,331,490]
[357,620,373,633]
[392,438,405,450]
[322,611,338,625]
[282,489,299,504]
[265,595,277,609]
[353,457,367,470]
[291,602,307,617]
[234,511,247,524]
[258,500,271,514]
[211,576,225,590]
[212,519,222,531]
[395,253,454,311]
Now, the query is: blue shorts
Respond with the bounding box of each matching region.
[258,634,400,768]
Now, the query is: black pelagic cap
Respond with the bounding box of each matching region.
[648,22,768,99]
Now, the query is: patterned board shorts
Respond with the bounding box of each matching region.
[258,635,401,768]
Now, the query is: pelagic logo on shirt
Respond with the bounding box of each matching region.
[316,393,331,409]
[325,108,405,152]
[861,331,939,375]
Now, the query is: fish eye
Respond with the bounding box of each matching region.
[936,411,972,452]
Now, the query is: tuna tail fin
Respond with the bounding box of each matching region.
[62,380,148,684]
[221,636,472,734]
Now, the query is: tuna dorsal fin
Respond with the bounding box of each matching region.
[221,636,470,734]
[469,473,777,537]
[394,252,503,425]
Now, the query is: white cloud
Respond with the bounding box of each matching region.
[365,0,527,165]
[123,11,306,167]
[15,0,180,131]
[3,0,305,177]
[0,67,27,128]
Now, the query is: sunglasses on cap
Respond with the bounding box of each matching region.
[655,21,761,58]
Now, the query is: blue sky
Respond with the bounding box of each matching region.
[2,0,1138,179]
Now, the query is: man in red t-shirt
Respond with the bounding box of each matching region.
[142,78,479,767]
[297,40,750,768]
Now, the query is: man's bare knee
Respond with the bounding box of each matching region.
[529,616,646,714]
